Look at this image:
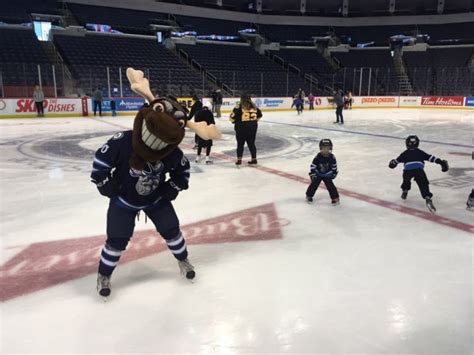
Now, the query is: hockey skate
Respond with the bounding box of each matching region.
[247,159,258,166]
[205,156,213,164]
[331,198,340,206]
[97,273,111,298]
[425,198,437,213]
[401,190,408,200]
[195,155,201,163]
[235,158,242,167]
[306,196,313,203]
[178,259,196,280]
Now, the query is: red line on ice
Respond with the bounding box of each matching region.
[96,119,474,234]
[448,152,472,157]
[209,150,474,234]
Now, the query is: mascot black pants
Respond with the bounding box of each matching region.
[401,169,432,199]
[235,123,258,159]
[98,199,188,277]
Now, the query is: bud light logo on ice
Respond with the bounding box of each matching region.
[255,98,284,108]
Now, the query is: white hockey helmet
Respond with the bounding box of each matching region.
[203,100,213,111]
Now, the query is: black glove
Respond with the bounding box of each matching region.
[440,160,449,172]
[331,171,338,179]
[389,159,398,169]
[94,176,118,198]
[158,181,180,201]
[309,173,317,181]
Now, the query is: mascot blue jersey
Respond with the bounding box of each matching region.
[91,131,190,210]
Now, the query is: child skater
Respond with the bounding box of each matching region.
[306,139,340,205]
[195,101,215,164]
[467,189,474,210]
[389,135,449,213]
[291,96,304,115]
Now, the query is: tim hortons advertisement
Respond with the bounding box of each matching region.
[421,96,464,107]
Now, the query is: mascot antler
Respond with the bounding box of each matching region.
[126,68,221,140]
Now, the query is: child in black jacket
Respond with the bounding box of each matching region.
[389,135,449,213]
[306,139,340,205]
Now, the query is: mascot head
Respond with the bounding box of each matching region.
[126,68,221,169]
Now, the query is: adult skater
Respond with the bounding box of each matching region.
[33,85,45,117]
[308,92,315,110]
[91,68,221,298]
[188,94,203,149]
[389,135,449,213]
[92,87,104,117]
[195,101,215,164]
[305,139,340,205]
[188,94,203,120]
[230,93,262,166]
[214,89,223,118]
[347,90,353,109]
[333,87,345,124]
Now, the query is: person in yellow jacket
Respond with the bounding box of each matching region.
[230,93,263,166]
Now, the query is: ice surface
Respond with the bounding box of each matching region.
[0,108,472,354]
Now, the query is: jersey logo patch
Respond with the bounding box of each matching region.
[129,161,164,196]
[112,132,124,140]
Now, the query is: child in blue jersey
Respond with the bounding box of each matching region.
[292,96,304,115]
[389,135,449,213]
[306,139,340,205]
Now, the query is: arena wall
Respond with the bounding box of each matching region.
[0,96,472,118]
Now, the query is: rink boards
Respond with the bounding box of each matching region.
[0,95,473,118]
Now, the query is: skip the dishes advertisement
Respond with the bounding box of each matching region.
[0,95,472,117]
[0,98,84,117]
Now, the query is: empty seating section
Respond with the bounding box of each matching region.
[259,25,330,44]
[177,43,311,96]
[67,4,169,35]
[175,15,250,37]
[330,50,399,95]
[54,34,210,96]
[0,1,472,97]
[0,28,55,96]
[258,23,473,45]
[418,23,474,41]
[0,28,49,63]
[0,0,57,24]
[276,49,333,75]
[403,47,473,95]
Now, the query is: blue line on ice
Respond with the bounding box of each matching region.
[263,120,473,149]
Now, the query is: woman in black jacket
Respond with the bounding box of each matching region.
[230,93,262,166]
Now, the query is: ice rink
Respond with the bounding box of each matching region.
[1,108,473,354]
